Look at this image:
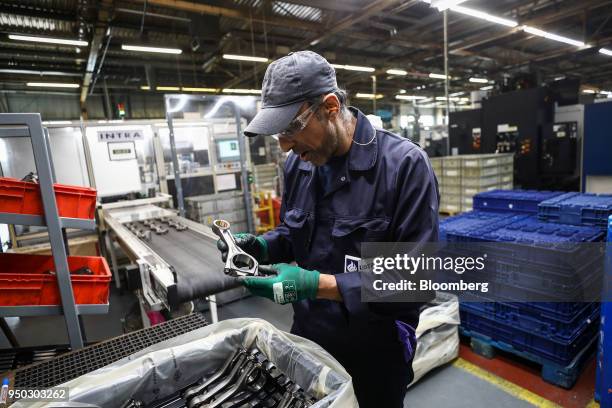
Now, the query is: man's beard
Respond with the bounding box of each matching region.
[311,116,341,166]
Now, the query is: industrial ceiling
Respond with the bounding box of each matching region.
[0,0,611,113]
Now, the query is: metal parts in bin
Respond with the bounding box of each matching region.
[133,347,315,408]
[9,318,358,408]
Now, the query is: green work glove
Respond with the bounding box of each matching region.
[216,233,269,263]
[242,263,320,305]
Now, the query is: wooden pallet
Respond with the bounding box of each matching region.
[460,326,598,389]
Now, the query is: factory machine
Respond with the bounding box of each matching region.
[449,87,581,190]
[0,96,266,326]
[86,117,254,326]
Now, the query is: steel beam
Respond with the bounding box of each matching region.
[80,3,111,109]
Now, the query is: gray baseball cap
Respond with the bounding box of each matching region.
[243,51,337,137]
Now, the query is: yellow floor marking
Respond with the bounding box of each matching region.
[585,399,600,408]
[453,358,563,408]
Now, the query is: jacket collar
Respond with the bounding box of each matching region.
[297,107,378,172]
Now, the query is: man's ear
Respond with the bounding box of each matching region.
[323,93,340,117]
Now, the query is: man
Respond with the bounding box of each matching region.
[217,51,439,407]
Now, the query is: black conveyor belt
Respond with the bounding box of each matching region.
[144,228,242,303]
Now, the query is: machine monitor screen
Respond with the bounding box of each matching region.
[216,139,240,162]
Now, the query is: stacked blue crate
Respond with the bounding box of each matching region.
[538,192,612,227]
[441,191,606,387]
[446,217,605,302]
[473,189,565,214]
[439,210,529,241]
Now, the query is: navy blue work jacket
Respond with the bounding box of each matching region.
[262,108,439,359]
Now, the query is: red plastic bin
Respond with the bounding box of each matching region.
[0,177,97,219]
[273,197,281,226]
[0,253,111,306]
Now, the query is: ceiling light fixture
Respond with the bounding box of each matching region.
[222,54,269,63]
[480,85,494,91]
[431,0,468,11]
[181,87,219,92]
[332,64,376,72]
[429,73,449,79]
[26,82,79,88]
[221,88,262,94]
[8,34,88,47]
[156,86,181,91]
[140,86,150,90]
[582,89,597,94]
[522,26,585,47]
[122,44,182,54]
[599,48,612,56]
[449,91,465,97]
[395,95,428,100]
[386,69,408,76]
[356,93,384,99]
[450,5,518,28]
[0,68,80,77]
[469,77,489,83]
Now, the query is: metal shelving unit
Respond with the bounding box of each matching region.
[0,113,108,349]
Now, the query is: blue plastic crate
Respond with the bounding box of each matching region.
[461,302,600,343]
[460,307,599,366]
[538,192,612,227]
[461,295,599,320]
[445,217,605,282]
[442,215,605,300]
[444,259,602,302]
[473,189,565,213]
[448,216,605,244]
[440,210,529,241]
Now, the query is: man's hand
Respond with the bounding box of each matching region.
[216,233,269,263]
[242,263,320,304]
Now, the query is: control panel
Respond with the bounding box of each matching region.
[214,162,242,172]
[495,124,532,156]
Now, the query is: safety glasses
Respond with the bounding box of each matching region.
[278,101,322,138]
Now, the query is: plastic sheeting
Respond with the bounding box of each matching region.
[13,318,358,408]
[408,292,460,387]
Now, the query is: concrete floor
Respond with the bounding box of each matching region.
[0,288,537,408]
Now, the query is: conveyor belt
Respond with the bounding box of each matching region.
[6,313,208,389]
[144,228,242,303]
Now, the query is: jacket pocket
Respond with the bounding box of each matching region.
[332,217,390,241]
[331,217,390,261]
